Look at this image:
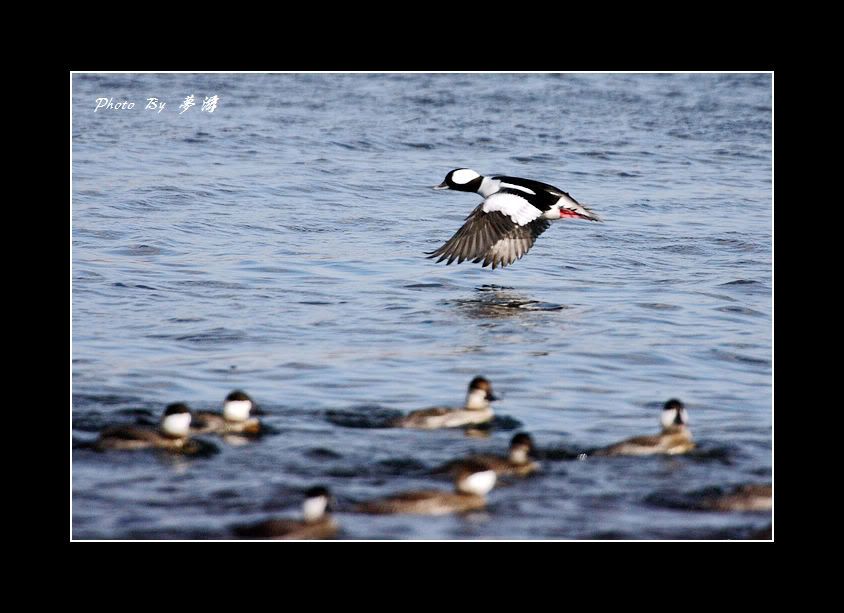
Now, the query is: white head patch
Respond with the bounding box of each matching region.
[303,495,328,522]
[661,407,688,429]
[465,388,489,410]
[161,412,191,437]
[458,469,497,496]
[223,400,252,422]
[509,446,529,465]
[452,169,481,185]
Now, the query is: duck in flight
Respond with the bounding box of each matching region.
[427,168,601,269]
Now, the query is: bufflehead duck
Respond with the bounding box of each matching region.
[699,484,772,512]
[234,487,338,540]
[392,376,498,429]
[355,462,497,515]
[95,403,195,451]
[592,399,695,456]
[191,390,262,435]
[427,168,601,269]
[435,432,539,477]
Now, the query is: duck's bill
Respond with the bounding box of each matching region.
[432,182,450,190]
[488,393,500,401]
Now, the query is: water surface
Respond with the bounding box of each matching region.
[72,73,772,539]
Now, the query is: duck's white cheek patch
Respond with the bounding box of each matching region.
[223,400,252,422]
[162,413,191,437]
[482,193,541,226]
[661,409,680,429]
[452,169,480,184]
[303,496,328,522]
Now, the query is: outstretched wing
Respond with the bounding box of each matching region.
[474,219,551,269]
[426,204,521,265]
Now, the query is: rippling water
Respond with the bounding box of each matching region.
[72,73,772,540]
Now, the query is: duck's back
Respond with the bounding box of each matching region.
[96,426,173,450]
[395,407,492,429]
[701,484,772,512]
[235,517,337,540]
[356,491,485,515]
[594,431,694,456]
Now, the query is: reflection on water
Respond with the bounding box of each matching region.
[449,285,571,320]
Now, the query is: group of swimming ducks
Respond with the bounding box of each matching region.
[91,375,772,539]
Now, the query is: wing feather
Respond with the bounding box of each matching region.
[426,204,520,265]
[480,219,551,269]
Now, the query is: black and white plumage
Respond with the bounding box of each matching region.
[427,168,601,269]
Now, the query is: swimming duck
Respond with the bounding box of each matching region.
[699,484,772,512]
[95,403,199,452]
[435,432,539,477]
[233,487,338,540]
[191,390,262,435]
[355,462,496,515]
[392,376,498,429]
[592,399,695,456]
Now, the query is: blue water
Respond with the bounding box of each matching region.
[72,73,772,539]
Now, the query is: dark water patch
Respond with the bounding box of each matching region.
[112,283,158,290]
[298,300,347,306]
[636,303,681,311]
[329,140,375,151]
[587,530,627,540]
[324,405,404,428]
[176,280,247,290]
[686,444,736,465]
[122,528,223,540]
[645,487,720,511]
[720,279,761,286]
[709,348,770,367]
[172,328,247,344]
[510,154,556,163]
[645,482,772,514]
[110,244,163,256]
[376,457,429,475]
[73,393,145,408]
[539,446,586,461]
[114,407,157,420]
[305,447,343,460]
[715,305,764,316]
[283,224,334,233]
[279,362,328,370]
[657,243,706,255]
[462,414,524,433]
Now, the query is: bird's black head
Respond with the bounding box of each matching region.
[510,432,535,452]
[433,168,483,193]
[226,390,252,402]
[163,403,191,416]
[469,375,498,401]
[661,398,688,428]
